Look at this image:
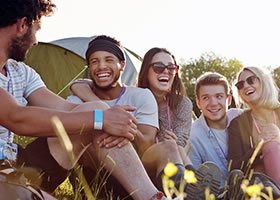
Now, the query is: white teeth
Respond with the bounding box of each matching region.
[97,72,110,78]
[208,109,220,113]
[158,77,169,82]
[245,90,254,95]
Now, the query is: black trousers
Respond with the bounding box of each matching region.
[17,137,69,193]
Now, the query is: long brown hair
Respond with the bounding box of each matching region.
[137,47,186,112]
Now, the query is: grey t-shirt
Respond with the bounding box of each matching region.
[67,86,159,129]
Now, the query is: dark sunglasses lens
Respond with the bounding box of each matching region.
[167,65,177,74]
[235,81,244,90]
[151,63,178,74]
[247,76,256,84]
[152,64,165,74]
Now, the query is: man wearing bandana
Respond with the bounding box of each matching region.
[69,35,194,198]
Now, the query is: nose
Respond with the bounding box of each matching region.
[33,40,38,46]
[209,96,218,105]
[97,60,108,69]
[162,67,169,74]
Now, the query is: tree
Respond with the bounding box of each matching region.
[273,66,280,90]
[180,52,243,117]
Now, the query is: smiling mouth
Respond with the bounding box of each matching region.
[245,90,255,96]
[158,77,169,83]
[208,108,221,113]
[96,72,111,79]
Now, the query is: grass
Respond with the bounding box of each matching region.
[14,119,280,200]
[14,136,119,200]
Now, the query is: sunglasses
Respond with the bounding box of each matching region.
[150,62,178,75]
[235,75,259,90]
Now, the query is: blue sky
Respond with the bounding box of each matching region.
[38,0,280,68]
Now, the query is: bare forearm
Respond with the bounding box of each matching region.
[5,106,93,137]
[135,125,157,157]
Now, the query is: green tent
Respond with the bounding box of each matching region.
[25,37,142,98]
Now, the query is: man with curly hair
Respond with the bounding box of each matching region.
[0,1,172,199]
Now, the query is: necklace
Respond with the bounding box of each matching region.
[251,111,277,134]
[167,101,172,130]
[114,87,126,105]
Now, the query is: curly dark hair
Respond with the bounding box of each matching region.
[0,0,56,28]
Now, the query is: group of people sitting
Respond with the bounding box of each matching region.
[0,0,280,200]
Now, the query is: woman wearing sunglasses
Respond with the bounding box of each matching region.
[137,47,193,167]
[228,66,280,186]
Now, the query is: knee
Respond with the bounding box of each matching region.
[158,140,178,151]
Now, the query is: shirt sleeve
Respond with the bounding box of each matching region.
[22,63,45,98]
[67,95,84,104]
[134,88,159,129]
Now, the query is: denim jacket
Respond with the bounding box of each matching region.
[189,108,241,186]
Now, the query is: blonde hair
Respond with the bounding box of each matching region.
[236,66,280,109]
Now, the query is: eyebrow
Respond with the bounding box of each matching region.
[200,92,226,97]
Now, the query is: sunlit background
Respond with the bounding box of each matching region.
[38,0,280,68]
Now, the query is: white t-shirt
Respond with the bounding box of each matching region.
[0,59,45,142]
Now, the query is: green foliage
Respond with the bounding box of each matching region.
[180,52,243,117]
[272,66,280,90]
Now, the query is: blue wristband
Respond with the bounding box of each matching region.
[94,109,103,130]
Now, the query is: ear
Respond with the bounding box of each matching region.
[196,96,201,110]
[120,60,125,71]
[227,94,232,107]
[15,17,29,35]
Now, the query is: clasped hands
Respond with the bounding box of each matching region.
[98,105,138,148]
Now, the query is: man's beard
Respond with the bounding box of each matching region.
[7,27,33,61]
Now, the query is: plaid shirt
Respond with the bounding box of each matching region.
[0,59,45,143]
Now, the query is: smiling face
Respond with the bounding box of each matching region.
[196,84,231,128]
[237,70,262,106]
[147,52,176,96]
[88,51,124,90]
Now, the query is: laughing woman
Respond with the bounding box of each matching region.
[137,47,193,165]
[228,66,280,186]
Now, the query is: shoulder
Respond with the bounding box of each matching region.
[231,109,250,121]
[178,96,193,111]
[126,86,153,95]
[228,109,251,130]
[227,108,243,122]
[190,117,205,134]
[7,59,40,80]
[175,96,193,117]
[275,107,280,116]
[126,86,156,101]
[7,59,31,72]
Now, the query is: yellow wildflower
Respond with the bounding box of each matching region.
[184,169,197,184]
[168,180,175,188]
[164,162,178,177]
[245,184,262,197]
